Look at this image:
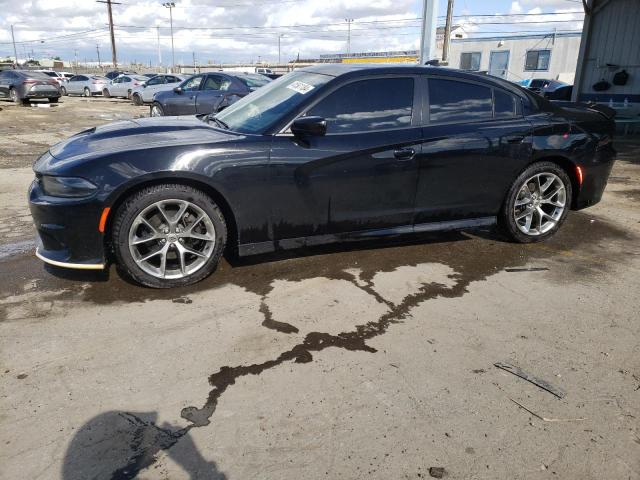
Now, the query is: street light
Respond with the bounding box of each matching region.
[278,33,284,64]
[345,18,354,56]
[163,2,176,71]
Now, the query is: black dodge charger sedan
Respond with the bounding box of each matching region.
[29,64,616,288]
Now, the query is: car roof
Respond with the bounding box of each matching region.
[298,63,533,99]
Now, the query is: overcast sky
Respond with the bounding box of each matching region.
[0,0,584,65]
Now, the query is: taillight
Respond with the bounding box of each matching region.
[23,80,38,85]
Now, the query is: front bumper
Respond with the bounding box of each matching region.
[28,179,107,269]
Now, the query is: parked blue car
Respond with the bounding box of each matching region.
[151,72,270,116]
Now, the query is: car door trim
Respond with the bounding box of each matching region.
[237,216,496,256]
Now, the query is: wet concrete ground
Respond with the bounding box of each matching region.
[0,97,639,479]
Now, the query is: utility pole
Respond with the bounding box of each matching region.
[97,0,120,67]
[278,34,284,64]
[74,49,78,73]
[96,44,102,67]
[156,26,162,66]
[10,25,18,66]
[345,18,354,56]
[419,0,439,64]
[163,2,176,71]
[192,51,197,72]
[441,0,454,64]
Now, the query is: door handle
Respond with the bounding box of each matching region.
[393,147,415,160]
[505,135,525,144]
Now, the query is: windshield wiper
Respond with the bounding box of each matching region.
[206,114,229,130]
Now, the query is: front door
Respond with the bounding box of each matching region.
[269,76,422,240]
[195,74,230,114]
[166,75,202,115]
[489,51,510,78]
[415,77,532,223]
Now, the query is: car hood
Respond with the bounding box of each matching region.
[45,116,235,163]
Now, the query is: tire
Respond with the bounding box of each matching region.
[9,88,21,104]
[60,86,67,96]
[83,87,91,97]
[127,89,132,99]
[132,93,143,106]
[499,161,572,243]
[150,102,164,117]
[102,88,110,98]
[111,184,227,288]
[48,97,59,103]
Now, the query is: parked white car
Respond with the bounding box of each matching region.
[102,74,148,99]
[35,70,68,88]
[130,74,187,105]
[63,74,109,96]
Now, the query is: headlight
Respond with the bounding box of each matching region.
[40,175,97,198]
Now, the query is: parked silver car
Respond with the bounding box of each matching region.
[63,75,109,96]
[130,74,187,105]
[102,74,148,99]
[35,70,68,88]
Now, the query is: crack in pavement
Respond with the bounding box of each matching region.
[111,269,465,479]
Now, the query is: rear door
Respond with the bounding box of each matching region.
[414,76,532,224]
[269,75,423,239]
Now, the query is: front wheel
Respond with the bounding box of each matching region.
[132,93,143,106]
[499,161,572,243]
[150,102,164,116]
[60,86,67,96]
[111,184,227,288]
[102,88,110,98]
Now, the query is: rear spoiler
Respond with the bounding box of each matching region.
[551,100,617,120]
[585,102,616,120]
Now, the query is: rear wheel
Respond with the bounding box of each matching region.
[499,161,572,243]
[102,88,110,98]
[112,184,227,288]
[150,102,164,116]
[132,93,143,106]
[83,87,91,97]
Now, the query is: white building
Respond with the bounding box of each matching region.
[446,32,582,84]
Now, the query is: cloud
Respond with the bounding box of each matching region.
[0,0,420,64]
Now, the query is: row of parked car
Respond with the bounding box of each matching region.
[0,68,273,117]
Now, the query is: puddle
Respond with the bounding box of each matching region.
[0,239,36,260]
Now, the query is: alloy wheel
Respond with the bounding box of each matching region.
[128,199,216,279]
[150,105,163,116]
[83,87,90,97]
[9,89,17,102]
[513,172,566,236]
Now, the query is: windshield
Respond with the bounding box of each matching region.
[43,71,58,77]
[214,71,331,134]
[236,73,271,88]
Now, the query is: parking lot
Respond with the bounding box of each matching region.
[1,96,639,479]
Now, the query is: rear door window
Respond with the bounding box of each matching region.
[494,89,517,119]
[428,78,493,123]
[308,77,414,134]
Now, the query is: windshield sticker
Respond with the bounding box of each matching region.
[286,81,315,94]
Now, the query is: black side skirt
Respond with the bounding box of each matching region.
[238,216,496,257]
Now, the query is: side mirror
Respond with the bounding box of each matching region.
[291,116,326,137]
[173,86,183,94]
